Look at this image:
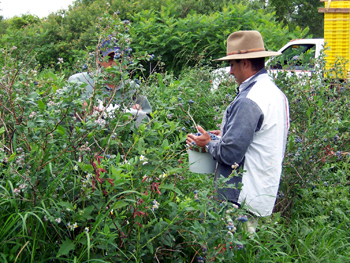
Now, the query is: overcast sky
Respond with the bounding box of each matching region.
[0,0,75,19]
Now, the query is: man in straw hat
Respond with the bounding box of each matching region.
[186,30,290,232]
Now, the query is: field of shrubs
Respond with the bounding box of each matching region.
[1,1,350,262]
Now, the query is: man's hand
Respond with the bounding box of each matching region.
[132,104,142,110]
[186,126,211,148]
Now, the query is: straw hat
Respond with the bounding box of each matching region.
[214,30,281,61]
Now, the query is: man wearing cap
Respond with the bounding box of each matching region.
[68,37,152,114]
[186,31,289,229]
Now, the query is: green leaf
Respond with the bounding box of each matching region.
[161,184,183,196]
[57,238,75,257]
[104,224,110,234]
[157,73,165,93]
[161,139,169,150]
[56,125,66,135]
[0,127,5,136]
[27,121,35,128]
[28,92,38,100]
[37,100,46,112]
[8,153,16,162]
[78,206,95,220]
[113,201,129,210]
[306,107,314,119]
[146,242,154,255]
[0,253,8,263]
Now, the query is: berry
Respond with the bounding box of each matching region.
[188,99,194,104]
[237,216,248,223]
[33,81,38,85]
[194,132,219,140]
[236,245,244,250]
[295,137,302,143]
[82,65,88,70]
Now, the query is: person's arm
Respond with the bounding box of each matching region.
[207,98,264,166]
[135,95,152,113]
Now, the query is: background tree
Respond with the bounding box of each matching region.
[268,0,324,38]
[292,0,324,38]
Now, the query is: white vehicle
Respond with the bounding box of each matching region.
[212,38,325,90]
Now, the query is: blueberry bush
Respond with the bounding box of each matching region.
[0,14,258,263]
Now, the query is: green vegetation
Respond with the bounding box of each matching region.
[0,0,308,76]
[0,0,349,262]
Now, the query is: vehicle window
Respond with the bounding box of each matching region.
[269,44,316,70]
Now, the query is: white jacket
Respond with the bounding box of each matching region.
[207,69,289,216]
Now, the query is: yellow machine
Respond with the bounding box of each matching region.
[319,0,350,79]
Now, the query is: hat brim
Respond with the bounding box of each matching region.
[213,51,281,61]
[102,47,121,58]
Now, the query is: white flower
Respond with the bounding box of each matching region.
[73,165,78,171]
[232,203,239,209]
[110,209,114,215]
[86,174,93,180]
[152,200,160,211]
[85,227,89,233]
[19,184,26,189]
[159,172,167,179]
[95,118,106,126]
[55,218,61,224]
[231,162,239,169]
[139,155,145,161]
[14,188,20,194]
[57,58,64,64]
[29,112,36,118]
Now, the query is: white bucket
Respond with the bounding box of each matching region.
[188,149,216,174]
